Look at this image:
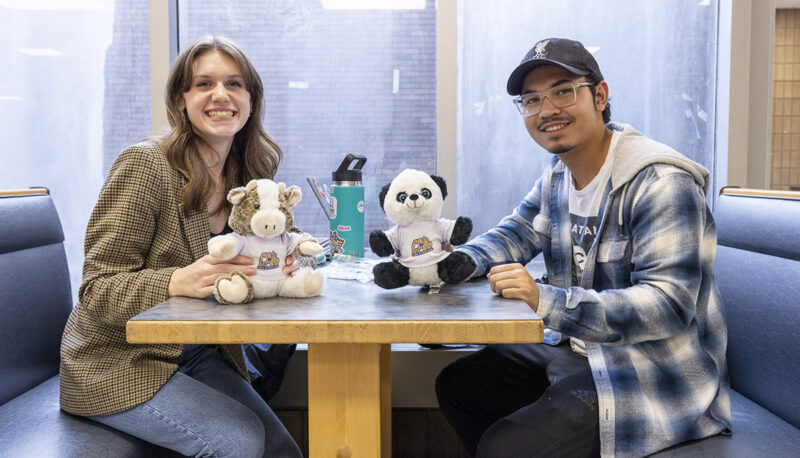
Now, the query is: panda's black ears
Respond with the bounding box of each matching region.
[431,175,447,200]
[378,183,391,212]
[380,173,447,212]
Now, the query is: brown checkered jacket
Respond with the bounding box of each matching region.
[59,140,249,416]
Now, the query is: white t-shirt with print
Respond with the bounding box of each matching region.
[565,130,620,356]
[228,232,303,281]
[384,219,456,268]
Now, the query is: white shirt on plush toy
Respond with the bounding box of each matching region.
[225,232,303,281]
[385,219,455,268]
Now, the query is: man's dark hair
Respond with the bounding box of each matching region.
[587,79,611,124]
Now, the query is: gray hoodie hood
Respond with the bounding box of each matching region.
[609,123,709,194]
[551,123,710,195]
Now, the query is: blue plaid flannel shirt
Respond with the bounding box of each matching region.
[458,124,731,457]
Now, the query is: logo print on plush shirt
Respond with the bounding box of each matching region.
[411,236,433,257]
[257,251,280,270]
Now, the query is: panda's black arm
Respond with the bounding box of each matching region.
[369,230,395,257]
[449,216,473,246]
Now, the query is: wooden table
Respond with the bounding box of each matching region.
[127,278,543,458]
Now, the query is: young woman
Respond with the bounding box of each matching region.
[59,35,304,457]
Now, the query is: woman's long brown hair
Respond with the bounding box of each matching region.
[163,35,282,215]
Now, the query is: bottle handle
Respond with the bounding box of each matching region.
[335,154,367,173]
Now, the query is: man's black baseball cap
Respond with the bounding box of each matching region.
[506,38,604,96]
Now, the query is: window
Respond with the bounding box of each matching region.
[457,0,720,232]
[177,0,437,238]
[0,0,152,297]
[1,1,736,297]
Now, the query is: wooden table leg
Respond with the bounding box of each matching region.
[380,343,392,458]
[308,343,391,458]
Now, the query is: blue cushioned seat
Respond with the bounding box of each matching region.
[652,189,800,456]
[0,191,164,456]
[0,377,151,457]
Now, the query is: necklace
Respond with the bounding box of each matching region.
[212,174,225,194]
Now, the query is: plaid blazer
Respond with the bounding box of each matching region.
[59,140,249,416]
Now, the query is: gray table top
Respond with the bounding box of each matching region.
[130,277,541,323]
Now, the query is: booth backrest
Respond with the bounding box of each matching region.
[0,190,73,405]
[714,188,800,429]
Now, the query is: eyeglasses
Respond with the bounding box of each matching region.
[512,81,594,117]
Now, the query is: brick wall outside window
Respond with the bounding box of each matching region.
[773,9,800,191]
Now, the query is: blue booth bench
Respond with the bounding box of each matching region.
[652,188,800,457]
[2,187,800,457]
[0,189,165,457]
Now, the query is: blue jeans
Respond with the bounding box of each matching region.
[88,345,302,457]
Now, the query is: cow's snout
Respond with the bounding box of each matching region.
[250,208,286,238]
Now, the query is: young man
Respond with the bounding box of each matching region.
[435,38,730,457]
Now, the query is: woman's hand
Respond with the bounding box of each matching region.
[487,263,540,312]
[283,255,300,276]
[168,255,256,298]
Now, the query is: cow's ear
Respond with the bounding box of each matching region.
[227,187,247,205]
[245,179,259,192]
[281,184,302,207]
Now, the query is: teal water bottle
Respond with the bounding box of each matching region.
[330,154,367,257]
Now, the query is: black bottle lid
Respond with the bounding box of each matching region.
[332,154,367,184]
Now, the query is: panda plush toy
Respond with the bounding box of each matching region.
[369,168,473,289]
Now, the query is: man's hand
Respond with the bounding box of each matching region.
[487,263,540,312]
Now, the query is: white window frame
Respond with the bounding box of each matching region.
[717,0,775,195]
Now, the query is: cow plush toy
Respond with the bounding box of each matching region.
[208,178,325,303]
[369,169,473,289]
